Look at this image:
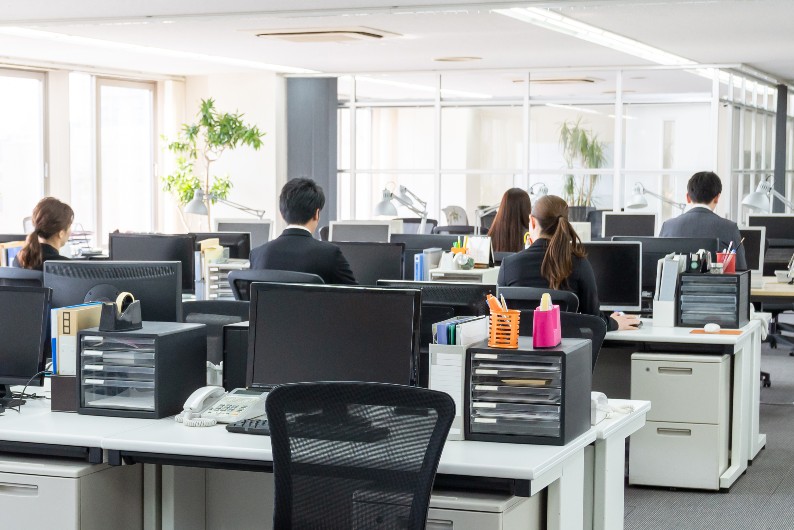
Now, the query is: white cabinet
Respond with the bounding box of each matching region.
[0,455,142,530]
[427,490,542,530]
[629,353,729,490]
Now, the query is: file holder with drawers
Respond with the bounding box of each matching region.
[676,271,750,328]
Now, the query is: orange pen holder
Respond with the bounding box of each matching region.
[488,309,521,349]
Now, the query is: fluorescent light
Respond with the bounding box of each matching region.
[0,26,317,74]
[357,76,492,99]
[495,7,697,67]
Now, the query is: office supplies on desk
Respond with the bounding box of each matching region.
[532,293,561,349]
[226,417,271,435]
[677,271,750,328]
[52,302,102,375]
[487,294,520,349]
[176,386,267,426]
[98,292,142,332]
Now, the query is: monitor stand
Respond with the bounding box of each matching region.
[0,384,25,408]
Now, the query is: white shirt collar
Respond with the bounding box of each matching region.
[688,204,714,212]
[285,224,313,234]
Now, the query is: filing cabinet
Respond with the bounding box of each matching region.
[629,352,730,490]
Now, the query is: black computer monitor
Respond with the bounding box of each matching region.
[0,234,27,244]
[612,236,720,296]
[583,241,642,311]
[747,214,794,245]
[389,234,459,280]
[602,213,656,238]
[192,232,251,260]
[109,233,195,293]
[332,242,404,286]
[0,286,51,404]
[43,261,182,322]
[739,227,765,273]
[247,283,421,388]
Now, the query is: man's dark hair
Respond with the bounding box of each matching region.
[687,171,722,204]
[279,178,325,224]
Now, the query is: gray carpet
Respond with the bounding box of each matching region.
[624,314,794,530]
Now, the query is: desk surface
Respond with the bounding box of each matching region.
[752,276,794,298]
[605,319,760,345]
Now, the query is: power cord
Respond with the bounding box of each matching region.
[11,371,50,413]
[175,410,217,427]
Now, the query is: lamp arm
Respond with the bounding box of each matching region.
[474,203,499,235]
[643,188,686,211]
[770,189,794,211]
[399,186,427,209]
[212,197,267,219]
[389,192,428,233]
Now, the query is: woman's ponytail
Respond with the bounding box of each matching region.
[17,231,43,270]
[534,197,586,289]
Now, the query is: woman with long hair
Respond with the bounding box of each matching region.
[14,197,74,271]
[497,195,639,331]
[487,188,531,253]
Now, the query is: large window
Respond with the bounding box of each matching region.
[0,70,45,233]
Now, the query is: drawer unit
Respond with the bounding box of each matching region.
[629,352,729,490]
[204,261,248,300]
[465,337,591,445]
[677,272,749,328]
[78,321,206,418]
[427,489,542,530]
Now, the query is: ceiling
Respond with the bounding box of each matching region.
[0,0,792,88]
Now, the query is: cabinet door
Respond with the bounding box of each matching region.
[0,473,78,529]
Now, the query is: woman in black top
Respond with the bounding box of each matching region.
[497,195,639,331]
[13,197,74,271]
[487,188,531,253]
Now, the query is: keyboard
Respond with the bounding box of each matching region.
[226,418,270,436]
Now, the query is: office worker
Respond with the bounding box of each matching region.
[13,197,74,271]
[249,178,357,285]
[659,171,747,270]
[487,188,531,253]
[498,195,639,331]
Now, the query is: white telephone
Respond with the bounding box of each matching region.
[176,386,268,427]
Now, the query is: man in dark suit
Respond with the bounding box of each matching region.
[659,171,747,270]
[249,178,357,285]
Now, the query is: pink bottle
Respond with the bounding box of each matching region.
[533,294,561,348]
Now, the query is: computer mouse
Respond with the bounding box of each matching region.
[704,323,721,333]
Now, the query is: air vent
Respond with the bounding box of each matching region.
[254,27,400,43]
[512,77,598,84]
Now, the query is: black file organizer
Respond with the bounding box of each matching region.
[78,322,206,418]
[464,337,591,445]
[677,271,750,328]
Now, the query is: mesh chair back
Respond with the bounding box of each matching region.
[432,225,475,235]
[0,267,43,287]
[497,286,579,313]
[267,382,455,530]
[181,300,249,364]
[227,269,324,301]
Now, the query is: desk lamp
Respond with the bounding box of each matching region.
[185,189,267,219]
[373,185,428,233]
[741,176,793,212]
[626,182,685,212]
[474,182,548,234]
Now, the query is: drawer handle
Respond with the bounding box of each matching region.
[657,367,693,375]
[0,482,39,497]
[656,428,692,437]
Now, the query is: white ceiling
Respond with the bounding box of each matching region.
[0,1,792,86]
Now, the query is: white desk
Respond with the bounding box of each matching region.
[604,319,764,489]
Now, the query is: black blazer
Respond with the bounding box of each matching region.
[659,207,747,270]
[12,243,70,271]
[497,238,617,331]
[249,228,357,285]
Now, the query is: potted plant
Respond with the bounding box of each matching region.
[559,118,606,222]
[162,98,265,226]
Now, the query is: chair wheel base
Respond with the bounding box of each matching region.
[761,372,772,388]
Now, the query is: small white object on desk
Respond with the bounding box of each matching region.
[704,323,721,333]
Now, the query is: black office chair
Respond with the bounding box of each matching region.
[397,218,438,234]
[181,300,249,364]
[516,311,606,370]
[266,382,455,530]
[586,209,608,241]
[319,226,330,241]
[497,286,579,313]
[227,269,324,301]
[432,225,475,235]
[493,251,515,265]
[0,267,43,287]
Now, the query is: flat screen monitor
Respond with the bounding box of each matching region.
[247,283,421,389]
[0,286,51,402]
[192,232,251,260]
[602,212,657,238]
[331,242,404,286]
[44,261,182,322]
[390,234,459,280]
[739,227,765,274]
[583,241,642,311]
[329,220,402,243]
[747,214,794,245]
[109,233,195,294]
[214,219,272,249]
[0,234,27,244]
[613,236,720,296]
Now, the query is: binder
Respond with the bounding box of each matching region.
[414,253,425,280]
[53,303,102,375]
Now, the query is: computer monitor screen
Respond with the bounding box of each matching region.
[583,241,642,311]
[739,227,765,273]
[214,219,272,249]
[329,221,401,243]
[0,234,27,244]
[109,233,195,293]
[0,286,51,399]
[247,283,420,389]
[389,234,459,279]
[332,242,404,285]
[747,214,794,244]
[192,232,251,260]
[44,261,182,322]
[602,213,656,238]
[612,236,720,296]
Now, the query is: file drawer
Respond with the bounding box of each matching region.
[631,353,729,425]
[629,421,727,490]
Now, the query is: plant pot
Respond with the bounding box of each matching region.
[568,206,595,223]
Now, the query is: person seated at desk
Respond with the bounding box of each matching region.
[249,178,357,285]
[13,197,74,271]
[659,170,747,270]
[498,195,639,331]
[487,187,531,253]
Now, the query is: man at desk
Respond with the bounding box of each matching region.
[249,178,357,284]
[659,171,747,270]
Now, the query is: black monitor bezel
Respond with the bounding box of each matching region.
[582,241,642,311]
[191,232,252,260]
[108,233,196,294]
[330,241,406,285]
[0,285,51,387]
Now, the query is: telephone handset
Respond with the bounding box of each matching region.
[176,386,268,427]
